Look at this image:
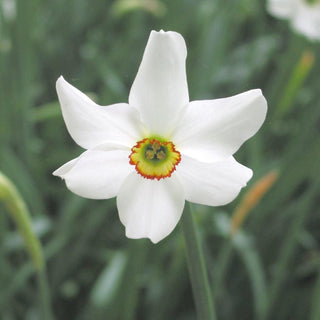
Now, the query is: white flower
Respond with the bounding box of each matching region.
[268,0,320,40]
[53,30,267,243]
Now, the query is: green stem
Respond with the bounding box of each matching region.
[0,172,54,320]
[275,50,314,119]
[213,241,233,297]
[181,204,216,320]
[266,33,305,109]
[38,269,54,320]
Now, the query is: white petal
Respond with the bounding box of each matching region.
[53,158,77,177]
[292,1,320,40]
[129,30,189,136]
[267,0,294,18]
[56,76,143,149]
[54,148,133,199]
[117,172,185,243]
[172,89,267,163]
[176,156,253,206]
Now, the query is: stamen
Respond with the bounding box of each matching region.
[156,150,166,160]
[145,149,155,160]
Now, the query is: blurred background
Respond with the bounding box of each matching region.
[1,0,320,319]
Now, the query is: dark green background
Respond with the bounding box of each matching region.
[1,0,320,319]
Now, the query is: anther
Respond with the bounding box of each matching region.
[156,150,166,160]
[145,149,155,160]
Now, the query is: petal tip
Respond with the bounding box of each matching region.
[249,88,268,117]
[152,29,168,35]
[52,169,63,178]
[56,75,65,86]
[246,168,254,185]
[56,76,68,93]
[150,238,161,244]
[125,230,162,244]
[150,29,184,42]
[249,88,263,98]
[52,158,78,178]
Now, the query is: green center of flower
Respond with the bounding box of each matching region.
[144,141,167,161]
[129,138,181,180]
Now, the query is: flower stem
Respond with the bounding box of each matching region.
[181,203,216,320]
[38,268,54,320]
[0,172,54,320]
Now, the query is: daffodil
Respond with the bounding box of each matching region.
[53,30,267,243]
[268,0,320,40]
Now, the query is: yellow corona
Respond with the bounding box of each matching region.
[129,138,181,180]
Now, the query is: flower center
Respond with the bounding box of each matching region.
[129,138,181,180]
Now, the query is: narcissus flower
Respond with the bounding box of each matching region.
[53,30,267,243]
[268,0,320,40]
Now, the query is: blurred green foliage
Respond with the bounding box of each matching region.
[1,0,320,319]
